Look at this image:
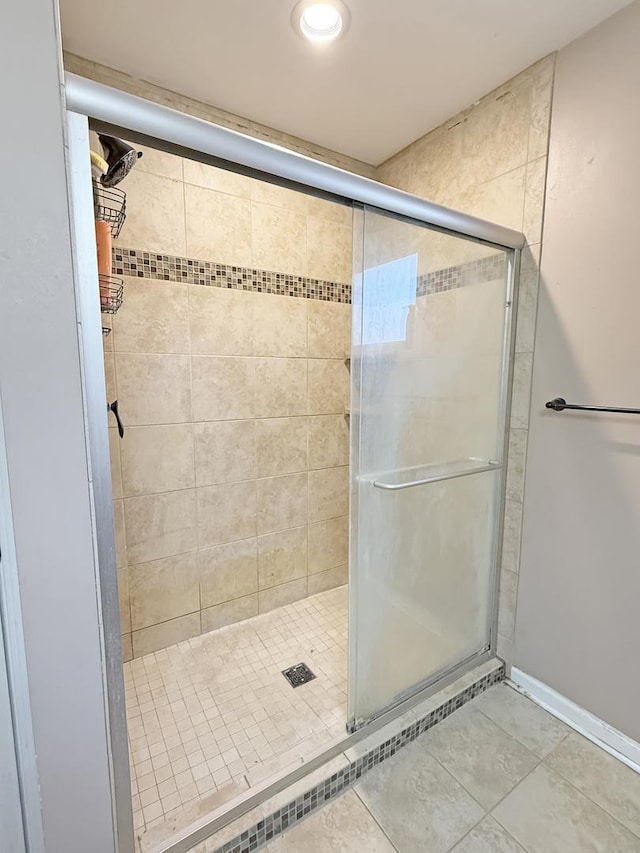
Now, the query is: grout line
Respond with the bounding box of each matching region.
[118,414,345,429]
[121,469,347,498]
[441,814,487,852]
[413,736,490,809]
[181,159,188,263]
[402,686,560,846]
[533,749,640,843]
[489,821,529,853]
[305,320,311,596]
[471,691,572,760]
[124,517,348,571]
[352,787,402,852]
[455,751,548,853]
[407,691,549,845]
[451,805,525,853]
[186,311,200,628]
[130,582,347,658]
[487,750,547,812]
[113,351,348,361]
[487,757,640,851]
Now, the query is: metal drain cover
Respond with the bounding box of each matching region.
[282,662,316,688]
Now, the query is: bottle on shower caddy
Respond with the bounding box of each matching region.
[91,149,112,307]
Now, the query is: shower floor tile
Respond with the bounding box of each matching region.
[124,585,348,848]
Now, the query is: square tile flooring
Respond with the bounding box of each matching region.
[125,585,348,849]
[264,682,640,852]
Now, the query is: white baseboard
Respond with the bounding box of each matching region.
[509,668,640,773]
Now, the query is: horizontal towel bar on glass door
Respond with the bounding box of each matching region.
[371,458,502,491]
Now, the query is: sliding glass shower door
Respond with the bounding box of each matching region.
[348,206,514,729]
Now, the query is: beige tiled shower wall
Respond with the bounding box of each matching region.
[101,143,352,660]
[376,55,556,669]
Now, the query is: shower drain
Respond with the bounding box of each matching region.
[282,662,316,688]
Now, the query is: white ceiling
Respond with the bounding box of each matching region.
[59,0,631,164]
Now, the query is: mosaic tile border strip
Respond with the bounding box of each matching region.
[113,247,352,304]
[214,663,505,853]
[113,247,507,307]
[417,253,506,297]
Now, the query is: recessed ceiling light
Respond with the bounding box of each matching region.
[292,0,350,43]
[301,4,342,40]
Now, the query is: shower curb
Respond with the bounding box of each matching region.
[213,661,505,853]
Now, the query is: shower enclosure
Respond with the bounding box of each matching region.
[64,73,521,853]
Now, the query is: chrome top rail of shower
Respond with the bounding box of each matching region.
[64,73,525,251]
[370,458,502,491]
[545,397,640,415]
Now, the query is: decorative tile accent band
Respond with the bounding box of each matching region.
[113,247,352,304]
[214,663,505,853]
[113,248,507,307]
[416,252,507,297]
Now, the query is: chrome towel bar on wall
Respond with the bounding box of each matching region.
[545,397,640,415]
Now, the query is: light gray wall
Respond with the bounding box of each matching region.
[0,1,117,850]
[515,0,640,742]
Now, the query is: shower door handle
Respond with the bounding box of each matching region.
[107,399,125,438]
[371,460,501,491]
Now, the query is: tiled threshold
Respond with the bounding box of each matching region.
[145,658,505,853]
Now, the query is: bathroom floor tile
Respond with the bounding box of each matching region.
[545,733,640,837]
[260,683,639,853]
[422,702,539,809]
[472,682,570,758]
[493,764,640,853]
[355,738,485,852]
[265,791,396,852]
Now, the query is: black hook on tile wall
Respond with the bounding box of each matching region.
[545,397,640,415]
[107,399,125,437]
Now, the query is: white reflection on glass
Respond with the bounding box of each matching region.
[362,254,418,344]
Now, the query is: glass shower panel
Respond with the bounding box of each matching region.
[348,207,513,728]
